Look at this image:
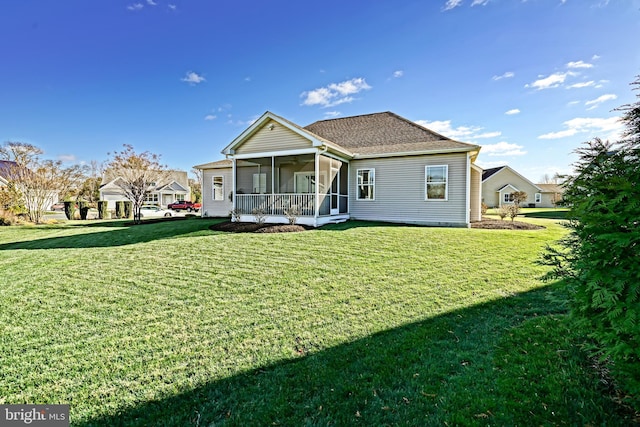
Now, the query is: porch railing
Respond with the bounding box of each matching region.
[236,193,315,217]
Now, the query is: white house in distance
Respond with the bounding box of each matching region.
[195,111,483,227]
[99,169,191,209]
[481,165,563,208]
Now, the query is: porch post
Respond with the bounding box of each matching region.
[232,158,236,214]
[314,150,319,222]
[271,156,275,194]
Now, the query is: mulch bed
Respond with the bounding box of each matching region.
[471,218,545,230]
[209,221,310,233]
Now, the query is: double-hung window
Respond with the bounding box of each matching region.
[356,169,375,200]
[425,165,448,200]
[212,176,224,201]
[535,193,542,204]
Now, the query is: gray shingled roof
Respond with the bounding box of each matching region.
[304,112,478,156]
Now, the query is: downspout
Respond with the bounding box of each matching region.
[315,145,329,227]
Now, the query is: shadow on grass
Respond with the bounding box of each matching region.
[520,210,568,220]
[0,218,225,250]
[77,283,628,426]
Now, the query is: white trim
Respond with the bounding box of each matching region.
[465,153,470,225]
[355,168,375,201]
[353,147,477,159]
[232,147,318,160]
[425,165,448,201]
[212,175,224,201]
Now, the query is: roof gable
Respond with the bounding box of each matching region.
[482,165,543,191]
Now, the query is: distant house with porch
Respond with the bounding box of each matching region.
[99,169,191,209]
[195,111,483,227]
[481,165,563,208]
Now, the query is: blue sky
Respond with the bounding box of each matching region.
[1,0,639,182]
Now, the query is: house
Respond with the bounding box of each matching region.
[99,169,191,209]
[0,160,16,187]
[0,160,58,211]
[481,165,562,208]
[195,111,483,227]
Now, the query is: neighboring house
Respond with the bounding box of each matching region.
[536,183,564,208]
[482,165,562,208]
[0,160,15,187]
[195,111,482,227]
[0,160,58,210]
[99,169,191,209]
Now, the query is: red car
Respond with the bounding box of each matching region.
[167,201,202,212]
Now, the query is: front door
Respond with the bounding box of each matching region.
[294,172,315,193]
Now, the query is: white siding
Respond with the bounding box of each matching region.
[349,153,469,226]
[234,120,313,155]
[201,168,233,217]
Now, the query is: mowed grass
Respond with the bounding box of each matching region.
[0,216,630,425]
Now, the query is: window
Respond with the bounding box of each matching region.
[356,169,375,200]
[212,176,224,201]
[144,193,159,203]
[503,193,514,203]
[535,193,542,203]
[253,173,267,194]
[425,165,448,200]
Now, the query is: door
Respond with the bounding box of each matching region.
[294,172,315,193]
[330,164,340,215]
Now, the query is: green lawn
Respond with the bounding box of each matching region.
[0,217,631,425]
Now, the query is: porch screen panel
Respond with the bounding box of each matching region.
[318,155,331,215]
[339,160,348,213]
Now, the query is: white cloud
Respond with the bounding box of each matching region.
[476,160,508,169]
[505,109,521,115]
[146,0,157,5]
[492,71,514,81]
[592,54,601,60]
[481,142,527,156]
[181,71,206,84]
[324,111,341,119]
[567,81,595,89]
[526,71,576,90]
[204,115,217,121]
[168,4,177,10]
[538,116,623,140]
[127,3,144,11]
[585,93,617,109]
[416,120,501,140]
[393,70,404,78]
[567,60,593,69]
[58,154,77,162]
[301,78,371,108]
[443,0,463,11]
[471,0,489,5]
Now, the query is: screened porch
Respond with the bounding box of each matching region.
[233,153,349,224]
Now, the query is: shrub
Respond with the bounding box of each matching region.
[541,75,640,411]
[506,204,520,221]
[229,208,243,222]
[97,201,108,219]
[480,202,488,216]
[64,201,76,220]
[251,208,267,225]
[115,201,125,219]
[284,205,301,225]
[123,201,132,219]
[78,201,89,220]
[511,191,528,207]
[497,205,509,220]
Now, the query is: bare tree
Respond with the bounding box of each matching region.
[189,168,202,203]
[105,144,168,224]
[0,142,84,223]
[78,160,104,204]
